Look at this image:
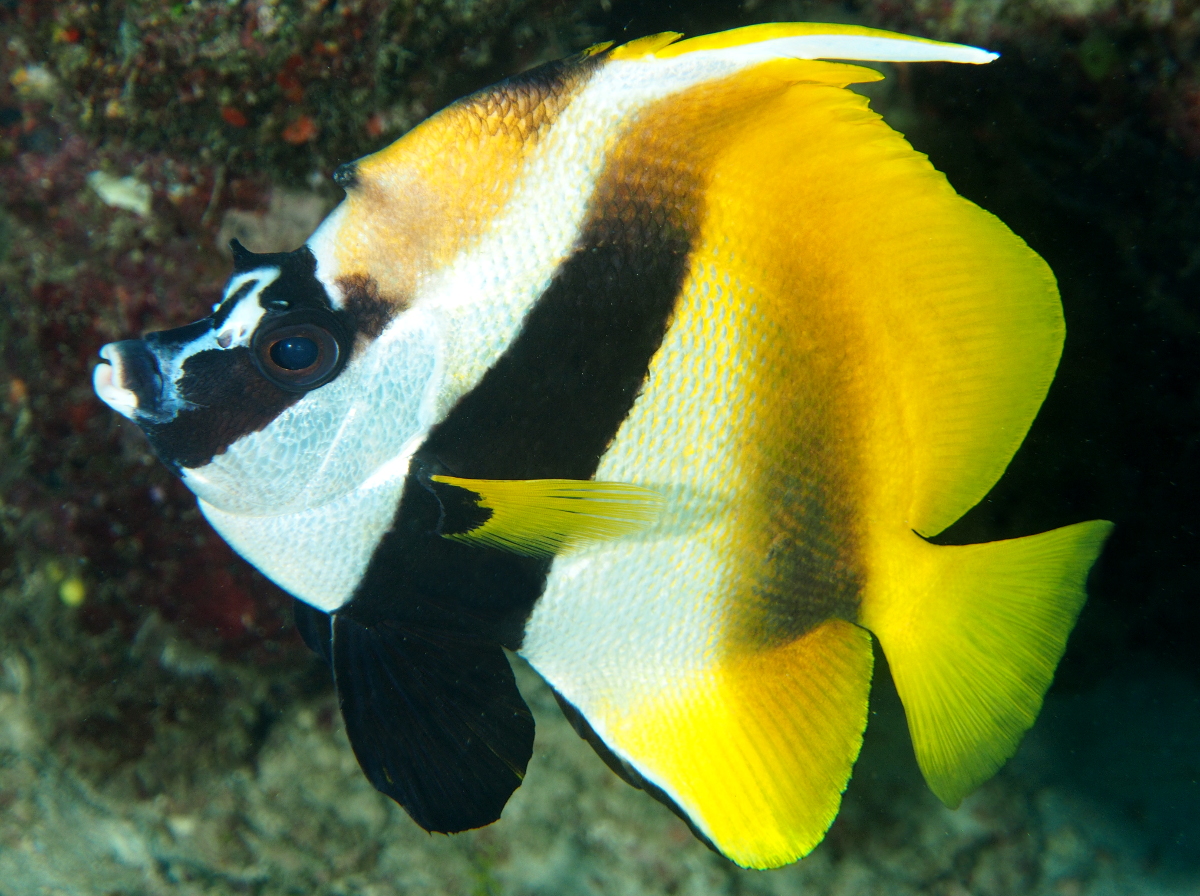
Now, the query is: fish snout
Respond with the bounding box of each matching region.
[93,340,165,422]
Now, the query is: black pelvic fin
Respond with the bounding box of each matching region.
[331,613,534,833]
[294,598,333,667]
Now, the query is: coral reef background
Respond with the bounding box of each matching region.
[1,0,1198,893]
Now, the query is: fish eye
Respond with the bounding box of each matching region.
[252,320,343,391]
[270,335,319,370]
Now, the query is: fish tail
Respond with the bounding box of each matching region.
[859,520,1113,806]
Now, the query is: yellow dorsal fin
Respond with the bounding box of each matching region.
[580,40,614,58]
[862,521,1113,806]
[580,40,619,58]
[607,31,683,61]
[430,476,663,558]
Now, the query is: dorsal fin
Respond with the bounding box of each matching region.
[619,21,996,64]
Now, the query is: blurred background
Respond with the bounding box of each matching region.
[1,0,1197,893]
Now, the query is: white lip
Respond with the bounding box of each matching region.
[93,345,139,419]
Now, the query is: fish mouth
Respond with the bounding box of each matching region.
[93,346,138,419]
[93,341,165,421]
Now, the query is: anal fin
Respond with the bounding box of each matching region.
[332,614,534,833]
[592,619,873,869]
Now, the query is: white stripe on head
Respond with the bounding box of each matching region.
[128,266,284,420]
[213,267,280,349]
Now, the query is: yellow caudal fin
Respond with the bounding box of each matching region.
[429,476,663,557]
[861,521,1113,806]
[597,619,873,869]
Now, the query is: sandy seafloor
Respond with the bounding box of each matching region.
[3,0,1200,893]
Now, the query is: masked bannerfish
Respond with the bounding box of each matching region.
[92,23,1113,869]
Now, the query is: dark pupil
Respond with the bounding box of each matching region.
[270,336,319,371]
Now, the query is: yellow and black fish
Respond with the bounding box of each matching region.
[93,23,1112,869]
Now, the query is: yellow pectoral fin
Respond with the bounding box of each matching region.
[430,475,663,558]
[862,521,1113,806]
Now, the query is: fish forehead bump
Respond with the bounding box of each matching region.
[307,39,867,347]
[315,54,606,300]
